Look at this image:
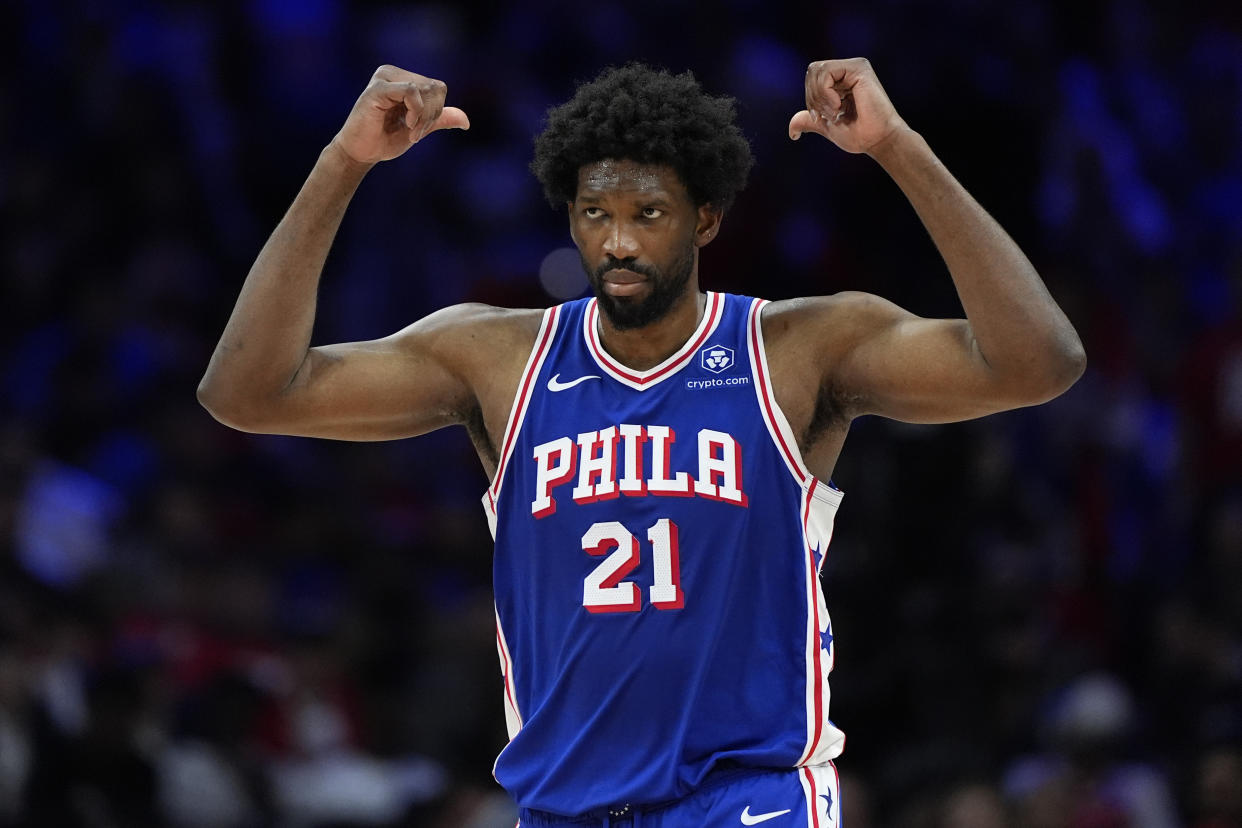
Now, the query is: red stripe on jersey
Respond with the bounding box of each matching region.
[747,301,806,484]
[495,618,521,728]
[586,292,723,386]
[802,478,824,761]
[490,306,560,501]
[803,767,821,828]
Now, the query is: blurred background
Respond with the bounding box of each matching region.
[2,0,1241,826]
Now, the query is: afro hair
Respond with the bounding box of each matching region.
[531,63,754,213]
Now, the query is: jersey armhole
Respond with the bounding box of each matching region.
[747,298,845,510]
[482,305,561,537]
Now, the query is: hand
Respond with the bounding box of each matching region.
[331,65,470,166]
[788,58,908,155]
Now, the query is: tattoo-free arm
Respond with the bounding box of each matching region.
[198,66,477,439]
[834,127,1085,422]
[789,58,1085,423]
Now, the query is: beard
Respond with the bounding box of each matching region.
[582,241,696,331]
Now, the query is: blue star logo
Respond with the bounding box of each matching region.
[820,790,834,817]
[819,627,833,654]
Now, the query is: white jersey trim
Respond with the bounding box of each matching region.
[482,305,561,538]
[583,291,725,391]
[801,479,847,766]
[798,480,826,765]
[747,298,846,767]
[747,298,842,505]
[492,607,523,781]
[495,607,522,736]
[799,763,842,828]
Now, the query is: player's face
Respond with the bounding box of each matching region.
[569,160,716,330]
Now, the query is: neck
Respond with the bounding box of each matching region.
[596,288,707,371]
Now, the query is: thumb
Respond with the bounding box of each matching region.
[788,110,822,141]
[429,106,470,133]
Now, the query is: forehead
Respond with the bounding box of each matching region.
[575,159,689,202]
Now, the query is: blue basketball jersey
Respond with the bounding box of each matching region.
[482,292,845,818]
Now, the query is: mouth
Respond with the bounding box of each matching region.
[601,269,649,297]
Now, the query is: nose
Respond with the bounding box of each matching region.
[602,219,640,259]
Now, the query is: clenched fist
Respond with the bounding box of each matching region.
[788,58,908,156]
[331,65,470,166]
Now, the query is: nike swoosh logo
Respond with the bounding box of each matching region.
[547,373,601,392]
[741,807,792,825]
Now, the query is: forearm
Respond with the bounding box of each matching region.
[198,142,371,421]
[869,128,1085,392]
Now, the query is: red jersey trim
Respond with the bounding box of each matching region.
[495,614,522,730]
[486,306,561,506]
[799,476,819,769]
[802,767,821,828]
[583,292,724,391]
[747,299,809,485]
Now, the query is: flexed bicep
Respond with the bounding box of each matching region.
[211,304,538,443]
[277,329,473,441]
[828,292,1065,424]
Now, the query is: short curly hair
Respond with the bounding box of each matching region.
[531,63,754,213]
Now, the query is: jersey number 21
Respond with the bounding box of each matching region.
[582,519,683,612]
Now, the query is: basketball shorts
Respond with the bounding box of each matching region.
[516,763,842,828]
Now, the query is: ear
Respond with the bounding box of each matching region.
[694,204,723,248]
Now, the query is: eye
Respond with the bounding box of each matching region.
[642,207,664,219]
[583,207,605,218]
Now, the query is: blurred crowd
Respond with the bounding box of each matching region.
[2,0,1241,825]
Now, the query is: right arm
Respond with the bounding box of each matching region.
[197,66,481,440]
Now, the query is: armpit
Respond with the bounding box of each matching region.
[803,378,858,447]
[463,402,498,473]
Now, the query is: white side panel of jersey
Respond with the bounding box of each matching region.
[494,608,522,739]
[748,298,846,767]
[805,480,843,559]
[798,763,842,828]
[804,461,846,765]
[797,481,836,766]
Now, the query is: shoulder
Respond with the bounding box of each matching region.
[389,304,552,442]
[761,291,906,357]
[396,302,547,337]
[380,304,550,408]
[390,303,547,363]
[750,294,904,461]
[758,292,913,428]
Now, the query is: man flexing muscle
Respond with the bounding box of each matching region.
[199,59,1084,827]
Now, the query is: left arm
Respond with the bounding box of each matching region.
[787,58,1086,423]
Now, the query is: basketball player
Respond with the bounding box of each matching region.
[199,59,1085,826]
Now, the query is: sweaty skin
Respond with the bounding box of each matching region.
[198,59,1084,488]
